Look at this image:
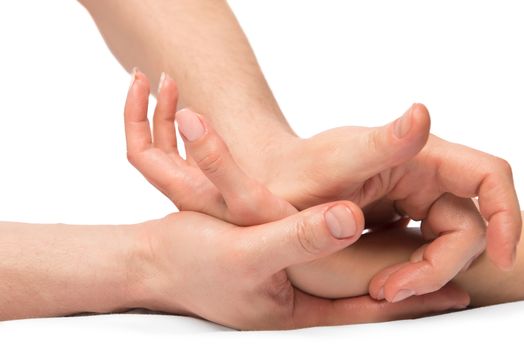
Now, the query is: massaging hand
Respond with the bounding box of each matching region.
[265,112,519,266]
[124,70,496,302]
[139,207,469,330]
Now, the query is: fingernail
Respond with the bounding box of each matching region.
[461,257,475,273]
[129,67,138,90]
[376,287,385,300]
[391,289,415,302]
[177,109,206,142]
[393,105,414,138]
[453,303,469,310]
[157,72,166,94]
[325,205,356,239]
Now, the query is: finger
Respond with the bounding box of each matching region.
[124,68,153,154]
[152,72,179,154]
[427,137,521,270]
[291,283,469,328]
[368,262,410,300]
[352,103,431,179]
[378,196,486,302]
[176,108,293,224]
[245,201,365,275]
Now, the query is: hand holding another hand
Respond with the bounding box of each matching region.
[125,71,517,304]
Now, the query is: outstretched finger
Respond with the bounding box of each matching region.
[124,68,153,154]
[152,72,179,154]
[176,108,294,224]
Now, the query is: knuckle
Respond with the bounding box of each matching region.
[196,148,223,176]
[368,129,382,154]
[496,157,513,178]
[194,136,229,176]
[126,151,139,166]
[228,186,273,221]
[295,219,322,257]
[425,269,449,292]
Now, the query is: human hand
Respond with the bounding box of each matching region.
[235,104,521,272]
[124,71,498,301]
[134,207,469,330]
[368,194,487,302]
[124,70,294,226]
[258,105,520,298]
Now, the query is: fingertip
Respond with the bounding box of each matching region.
[157,72,178,96]
[385,103,431,167]
[176,108,207,142]
[442,283,471,309]
[133,68,148,86]
[368,263,407,300]
[125,68,151,123]
[488,250,515,271]
[486,224,518,271]
[410,102,431,137]
[399,103,430,147]
[128,68,150,97]
[324,201,365,241]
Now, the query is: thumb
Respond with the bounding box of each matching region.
[247,201,365,275]
[317,103,431,181]
[360,103,431,178]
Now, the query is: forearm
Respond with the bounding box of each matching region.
[290,215,524,307]
[0,221,148,320]
[79,0,294,165]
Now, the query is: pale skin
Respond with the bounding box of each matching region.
[1,210,520,326]
[0,210,472,329]
[0,0,491,330]
[123,72,524,308]
[0,0,521,332]
[80,0,521,301]
[125,70,491,302]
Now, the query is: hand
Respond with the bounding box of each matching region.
[260,106,520,297]
[135,207,469,330]
[368,194,487,302]
[239,105,521,271]
[124,71,495,300]
[124,70,294,226]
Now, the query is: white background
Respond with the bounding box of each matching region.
[0,0,523,347]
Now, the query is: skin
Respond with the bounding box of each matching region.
[123,76,524,308]
[291,212,524,307]
[125,70,487,303]
[0,0,518,331]
[0,208,471,329]
[3,210,522,328]
[80,0,521,283]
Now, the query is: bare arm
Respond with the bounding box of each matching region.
[0,212,465,327]
[0,221,146,320]
[81,0,520,275]
[78,0,292,170]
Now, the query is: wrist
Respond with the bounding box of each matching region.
[87,223,157,314]
[125,217,189,315]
